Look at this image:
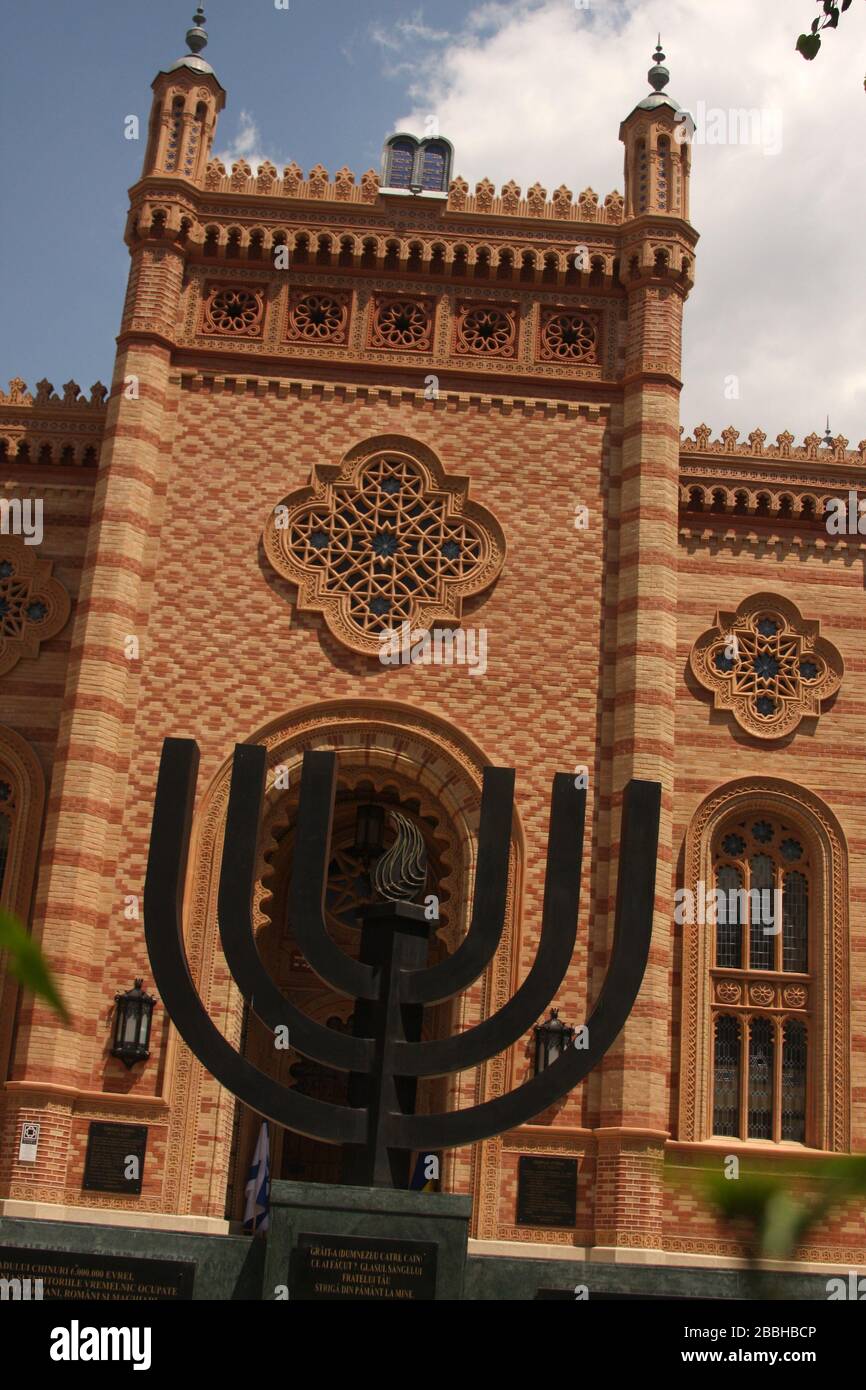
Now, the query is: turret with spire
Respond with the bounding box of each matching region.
[619,38,692,221]
[140,7,226,182]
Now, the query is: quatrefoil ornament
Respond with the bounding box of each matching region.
[690,592,843,739]
[0,538,71,677]
[263,436,506,655]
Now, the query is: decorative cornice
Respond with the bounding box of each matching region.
[197,161,627,225]
[680,423,866,468]
[0,378,108,410]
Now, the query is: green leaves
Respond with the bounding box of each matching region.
[0,907,70,1024]
[797,0,857,59]
[796,33,823,60]
[692,1156,866,1264]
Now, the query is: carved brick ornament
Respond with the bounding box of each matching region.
[690,593,843,739]
[538,310,598,363]
[370,296,434,352]
[286,290,349,345]
[454,304,517,359]
[263,437,506,655]
[0,539,71,676]
[201,285,265,337]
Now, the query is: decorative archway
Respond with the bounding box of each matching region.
[678,778,849,1150]
[161,700,524,1229]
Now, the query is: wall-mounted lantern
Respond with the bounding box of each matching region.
[111,979,156,1068]
[533,1007,575,1075]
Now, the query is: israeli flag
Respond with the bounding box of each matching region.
[243,1120,271,1234]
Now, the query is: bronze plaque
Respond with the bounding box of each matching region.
[290,1232,438,1300]
[82,1121,148,1195]
[516,1155,578,1228]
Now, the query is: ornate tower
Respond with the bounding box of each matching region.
[586,42,698,1250]
[142,7,225,182]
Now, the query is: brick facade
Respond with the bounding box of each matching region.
[1,32,864,1269]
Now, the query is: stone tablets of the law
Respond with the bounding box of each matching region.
[516,1155,578,1228]
[82,1121,148,1195]
[290,1232,438,1300]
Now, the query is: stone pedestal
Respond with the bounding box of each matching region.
[263,1180,471,1301]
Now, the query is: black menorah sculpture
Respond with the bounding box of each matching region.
[143,739,661,1187]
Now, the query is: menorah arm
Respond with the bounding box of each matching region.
[219,743,374,1073]
[393,773,586,1077]
[289,750,379,1001]
[385,779,661,1150]
[399,766,515,1006]
[144,738,365,1144]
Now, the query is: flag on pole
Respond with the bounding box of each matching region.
[243,1120,270,1234]
[409,1151,440,1192]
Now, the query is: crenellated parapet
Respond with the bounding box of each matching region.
[198,161,628,225]
[679,425,866,537]
[0,377,108,468]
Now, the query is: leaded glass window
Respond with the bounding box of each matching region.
[715,865,743,968]
[783,870,808,973]
[749,853,774,969]
[712,1016,741,1136]
[0,774,15,900]
[708,812,813,1143]
[747,1018,774,1139]
[0,810,10,899]
[781,1020,808,1142]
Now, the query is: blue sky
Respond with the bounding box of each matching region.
[0,0,474,392]
[2,1,863,439]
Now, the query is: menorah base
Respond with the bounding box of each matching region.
[263,1180,472,1302]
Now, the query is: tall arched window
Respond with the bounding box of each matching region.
[657,135,670,210]
[636,139,648,213]
[710,814,813,1142]
[679,780,848,1153]
[164,96,185,173]
[0,775,14,898]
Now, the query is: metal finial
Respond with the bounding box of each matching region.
[186,6,208,56]
[648,35,669,93]
[823,416,834,447]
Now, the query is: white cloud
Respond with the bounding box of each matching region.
[379,0,865,443]
[216,110,289,175]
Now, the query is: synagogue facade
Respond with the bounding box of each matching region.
[1,15,865,1273]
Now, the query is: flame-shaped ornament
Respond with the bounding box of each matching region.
[372,811,428,903]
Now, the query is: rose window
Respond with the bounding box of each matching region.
[370,298,433,352]
[690,594,842,739]
[456,306,516,357]
[264,439,505,655]
[0,541,71,677]
[287,292,348,344]
[539,311,597,362]
[203,286,264,337]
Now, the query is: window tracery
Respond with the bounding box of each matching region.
[264,438,505,655]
